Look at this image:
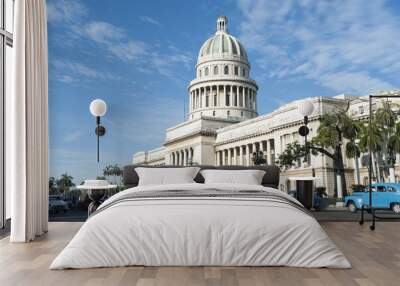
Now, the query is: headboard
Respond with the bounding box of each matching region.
[123,165,280,189]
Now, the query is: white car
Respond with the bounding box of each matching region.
[49,196,69,213]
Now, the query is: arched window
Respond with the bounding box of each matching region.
[214,66,219,75]
[205,67,209,76]
[234,66,238,75]
[241,68,245,76]
[198,69,202,77]
[224,65,229,75]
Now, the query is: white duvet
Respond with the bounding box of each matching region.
[50,183,351,269]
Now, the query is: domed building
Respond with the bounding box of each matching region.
[188,16,258,121]
[133,16,400,196]
[134,16,259,167]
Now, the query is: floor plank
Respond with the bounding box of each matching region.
[0,222,399,286]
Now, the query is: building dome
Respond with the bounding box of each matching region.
[198,16,248,64]
[188,16,258,122]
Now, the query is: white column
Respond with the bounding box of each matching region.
[246,144,250,166]
[223,85,226,106]
[195,89,198,109]
[254,90,257,111]
[222,150,226,165]
[244,87,247,108]
[228,149,232,165]
[200,88,202,108]
[233,147,237,165]
[239,146,243,165]
[183,149,187,166]
[235,85,239,106]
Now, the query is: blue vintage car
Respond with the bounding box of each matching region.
[345,183,400,213]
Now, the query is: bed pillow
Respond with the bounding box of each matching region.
[136,167,200,186]
[200,169,266,185]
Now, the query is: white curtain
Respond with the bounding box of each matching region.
[9,0,49,242]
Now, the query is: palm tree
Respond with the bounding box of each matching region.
[310,111,360,197]
[103,165,112,181]
[278,111,359,197]
[364,101,399,182]
[358,120,380,181]
[56,173,75,194]
[387,122,400,181]
[345,140,361,185]
[49,176,57,194]
[344,119,363,185]
[103,164,123,185]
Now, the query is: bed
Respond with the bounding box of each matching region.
[50,165,350,269]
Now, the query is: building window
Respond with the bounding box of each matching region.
[205,67,209,76]
[224,65,229,75]
[226,93,230,106]
[234,66,238,75]
[241,111,243,117]
[1,0,15,228]
[206,95,209,107]
[359,106,364,114]
[213,111,216,116]
[214,94,217,106]
[241,68,245,76]
[227,110,230,116]
[214,66,218,75]
[198,69,202,77]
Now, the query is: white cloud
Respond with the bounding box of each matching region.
[52,60,121,81]
[48,1,192,80]
[140,16,160,26]
[237,0,400,94]
[64,131,86,142]
[56,75,76,83]
[47,0,87,24]
[84,21,126,44]
[108,41,148,61]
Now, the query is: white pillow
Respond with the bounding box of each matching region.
[200,169,265,185]
[136,167,200,186]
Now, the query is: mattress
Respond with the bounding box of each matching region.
[50,183,351,269]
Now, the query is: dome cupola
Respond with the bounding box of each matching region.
[198,16,248,64]
[188,16,258,122]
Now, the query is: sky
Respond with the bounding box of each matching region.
[47,0,400,184]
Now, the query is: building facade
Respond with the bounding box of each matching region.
[133,16,400,196]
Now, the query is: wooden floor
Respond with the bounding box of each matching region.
[0,222,399,286]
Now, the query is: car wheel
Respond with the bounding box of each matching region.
[348,202,357,213]
[391,203,400,214]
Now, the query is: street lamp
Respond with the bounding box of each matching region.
[298,99,314,160]
[90,99,107,162]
